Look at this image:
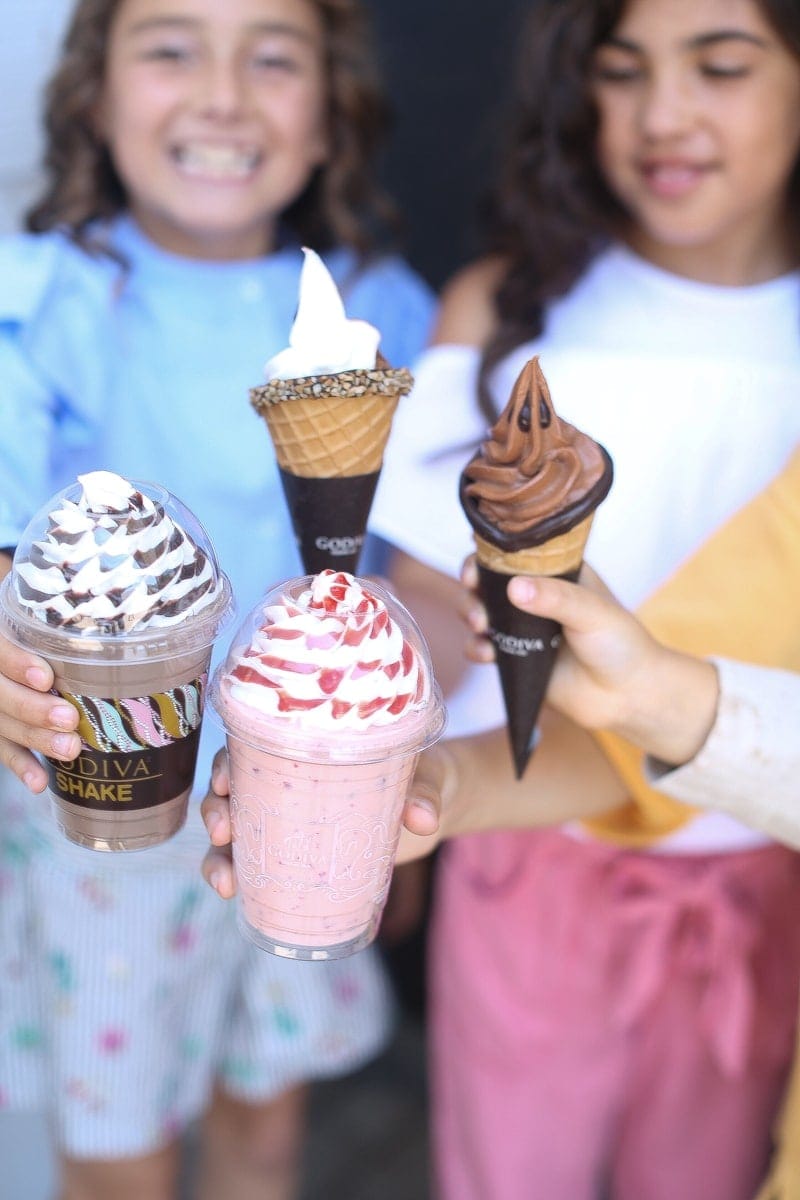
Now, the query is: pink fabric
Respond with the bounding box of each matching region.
[429,828,800,1200]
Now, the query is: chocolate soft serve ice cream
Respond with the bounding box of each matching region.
[460,357,613,777]
[210,569,445,959]
[250,248,413,575]
[0,471,233,850]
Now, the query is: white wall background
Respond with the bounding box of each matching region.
[0,0,74,232]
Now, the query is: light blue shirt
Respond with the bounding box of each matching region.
[0,215,435,797]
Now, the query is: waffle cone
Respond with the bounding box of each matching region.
[474,514,594,577]
[250,365,413,479]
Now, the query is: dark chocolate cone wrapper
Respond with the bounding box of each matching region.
[477,563,580,779]
[279,468,380,575]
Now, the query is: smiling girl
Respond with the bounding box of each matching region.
[362,0,800,1197]
[0,2,434,1198]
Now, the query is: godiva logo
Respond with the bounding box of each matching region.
[45,726,201,811]
[314,535,363,556]
[491,630,562,657]
[54,754,157,805]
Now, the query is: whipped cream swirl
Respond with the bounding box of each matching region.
[263,248,381,380]
[13,471,222,634]
[227,570,427,729]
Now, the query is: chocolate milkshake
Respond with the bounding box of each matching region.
[0,471,233,850]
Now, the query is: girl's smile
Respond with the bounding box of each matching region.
[637,158,717,202]
[169,140,263,181]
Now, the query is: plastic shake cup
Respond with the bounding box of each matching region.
[0,471,233,851]
[210,570,445,960]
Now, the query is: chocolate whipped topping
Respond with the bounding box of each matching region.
[460,357,613,549]
[13,472,223,635]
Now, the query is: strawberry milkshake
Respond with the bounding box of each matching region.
[210,570,445,959]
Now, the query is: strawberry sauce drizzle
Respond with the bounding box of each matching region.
[230,570,425,726]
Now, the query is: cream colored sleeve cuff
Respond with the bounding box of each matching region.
[645,658,800,850]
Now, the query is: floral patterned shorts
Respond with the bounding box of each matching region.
[0,774,394,1158]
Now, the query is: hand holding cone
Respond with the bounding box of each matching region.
[460,357,613,777]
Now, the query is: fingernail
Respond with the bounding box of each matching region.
[209,870,224,894]
[22,770,40,791]
[26,667,50,689]
[52,734,77,756]
[411,797,437,819]
[509,577,536,603]
[50,705,76,731]
[206,813,222,838]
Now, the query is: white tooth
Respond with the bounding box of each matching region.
[177,144,257,177]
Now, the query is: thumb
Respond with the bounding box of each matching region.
[507,572,619,637]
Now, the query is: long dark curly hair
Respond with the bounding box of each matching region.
[26,0,396,257]
[477,0,800,421]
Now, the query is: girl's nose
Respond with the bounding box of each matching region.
[195,60,248,119]
[638,72,693,141]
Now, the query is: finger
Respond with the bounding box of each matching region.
[201,846,237,899]
[0,636,54,691]
[456,584,488,635]
[0,682,81,761]
[459,554,478,590]
[401,790,440,838]
[464,631,495,665]
[402,744,450,837]
[200,791,232,847]
[210,746,230,796]
[507,573,618,636]
[0,738,49,793]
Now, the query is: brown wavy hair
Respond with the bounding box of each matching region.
[26,0,396,257]
[477,0,800,421]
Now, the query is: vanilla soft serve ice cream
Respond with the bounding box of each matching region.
[249,252,413,577]
[211,570,444,957]
[263,248,381,379]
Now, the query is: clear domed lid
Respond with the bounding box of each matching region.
[0,471,233,662]
[209,570,446,763]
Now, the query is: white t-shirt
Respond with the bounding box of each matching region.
[373,245,800,851]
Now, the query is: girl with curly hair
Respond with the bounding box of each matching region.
[0,1,434,1197]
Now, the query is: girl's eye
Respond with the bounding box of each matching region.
[142,43,195,64]
[699,63,751,80]
[250,42,304,73]
[593,64,643,84]
[252,54,301,73]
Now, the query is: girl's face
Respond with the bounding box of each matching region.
[98,0,330,259]
[591,0,800,283]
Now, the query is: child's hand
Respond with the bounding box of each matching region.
[201,742,456,893]
[0,633,81,791]
[201,749,237,899]
[459,554,655,732]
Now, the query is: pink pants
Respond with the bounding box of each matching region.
[430,828,800,1200]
